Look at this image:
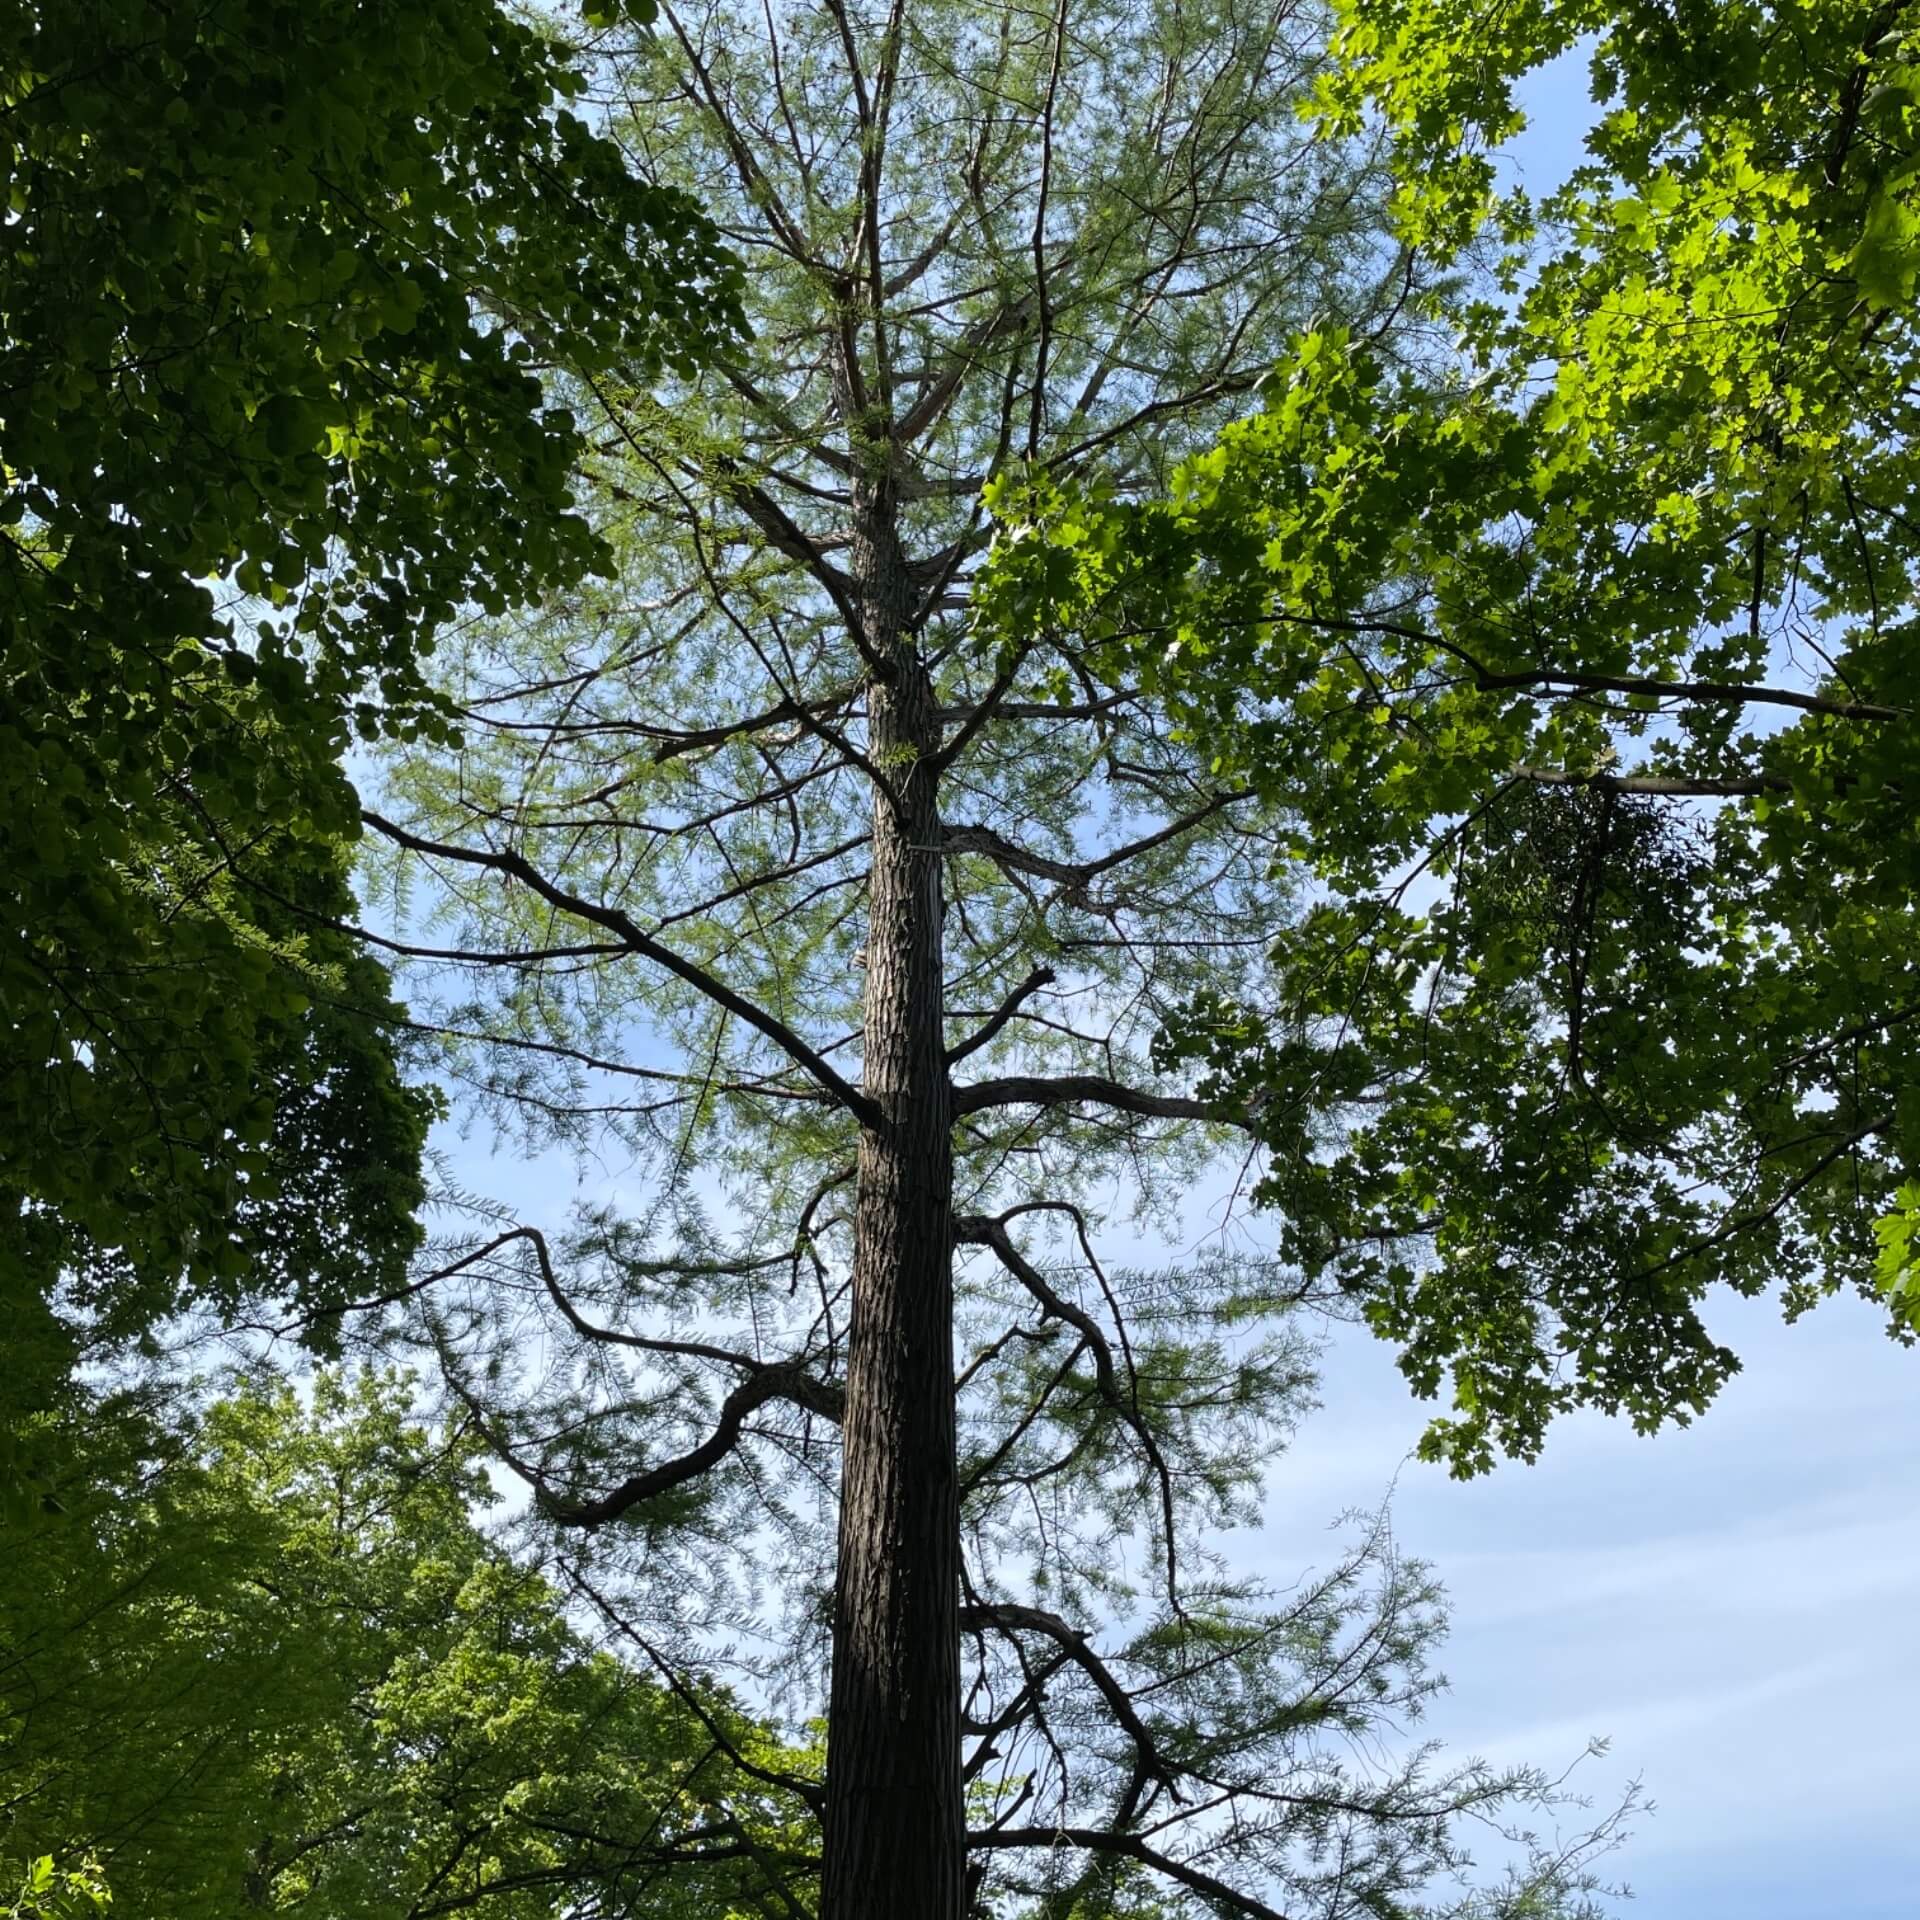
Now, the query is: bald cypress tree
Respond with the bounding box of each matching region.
[346,3,1628,1913]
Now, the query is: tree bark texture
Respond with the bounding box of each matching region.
[820,476,965,1919]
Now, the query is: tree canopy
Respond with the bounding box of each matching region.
[1,1370,809,1917]
[981,0,1920,1472]
[0,0,742,1496]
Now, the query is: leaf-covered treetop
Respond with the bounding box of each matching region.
[2,1369,806,1916]
[5,0,739,703]
[980,0,1920,1471]
[0,0,742,1427]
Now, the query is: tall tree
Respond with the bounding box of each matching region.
[0,0,742,1475]
[340,3,1628,1915]
[980,0,1920,1472]
[1,1371,812,1917]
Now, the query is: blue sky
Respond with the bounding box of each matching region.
[1270,1273,1920,1917]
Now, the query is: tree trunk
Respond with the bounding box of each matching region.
[821,475,965,1918]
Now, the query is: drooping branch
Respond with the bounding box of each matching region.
[958,1600,1183,1794]
[965,1825,1295,1920]
[180,800,633,975]
[352,1005,840,1114]
[514,1221,835,1380]
[360,810,889,1132]
[954,1209,1183,1605]
[569,1568,829,1817]
[286,1227,539,1332]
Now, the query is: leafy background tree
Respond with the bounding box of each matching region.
[0,1858,109,1920]
[0,0,742,1508]
[983,0,1920,1472]
[2,1369,812,1917]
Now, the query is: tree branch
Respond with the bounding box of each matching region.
[966,1825,1293,1920]
[1235,611,1909,722]
[943,793,1246,900]
[650,687,862,764]
[514,1223,840,1391]
[544,1360,844,1529]
[953,1074,1233,1123]
[1513,766,1786,797]
[958,1600,1181,1794]
[947,965,1056,1063]
[955,1210,1184,1606]
[360,810,888,1132]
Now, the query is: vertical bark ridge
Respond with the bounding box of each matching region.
[821,466,965,1918]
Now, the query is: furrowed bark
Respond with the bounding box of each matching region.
[820,468,965,1919]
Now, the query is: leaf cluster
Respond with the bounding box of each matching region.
[1,0,744,1496]
[981,0,1920,1469]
